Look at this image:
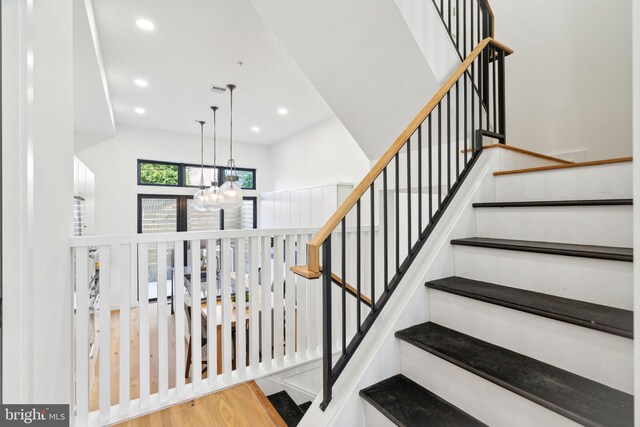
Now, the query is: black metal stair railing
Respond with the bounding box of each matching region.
[289,37,512,410]
[432,0,495,60]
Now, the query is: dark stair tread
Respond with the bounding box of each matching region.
[267,391,305,427]
[426,276,633,338]
[395,322,633,427]
[298,401,312,414]
[450,237,633,262]
[360,374,487,427]
[473,199,632,208]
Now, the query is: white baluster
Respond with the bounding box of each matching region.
[74,247,89,425]
[157,242,169,401]
[220,238,232,380]
[119,244,131,414]
[296,234,308,357]
[235,238,247,377]
[248,237,260,371]
[190,240,202,389]
[98,245,111,422]
[273,235,285,366]
[261,236,272,370]
[138,244,150,408]
[174,242,186,396]
[206,239,217,387]
[306,234,318,356]
[284,236,296,362]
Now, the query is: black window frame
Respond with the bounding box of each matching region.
[137,159,183,187]
[138,159,256,191]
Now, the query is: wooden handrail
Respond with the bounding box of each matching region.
[329,272,372,307]
[300,38,513,275]
[291,265,372,306]
[479,0,495,37]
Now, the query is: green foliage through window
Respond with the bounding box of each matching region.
[236,170,255,189]
[139,163,179,185]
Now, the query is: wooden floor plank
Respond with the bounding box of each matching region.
[115,382,282,427]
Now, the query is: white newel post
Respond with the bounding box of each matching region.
[1,0,74,408]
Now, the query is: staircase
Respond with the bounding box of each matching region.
[360,162,633,426]
[280,0,635,425]
[267,390,312,427]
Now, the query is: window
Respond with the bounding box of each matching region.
[137,159,256,190]
[138,195,257,233]
[138,161,180,186]
[184,165,218,188]
[226,167,256,190]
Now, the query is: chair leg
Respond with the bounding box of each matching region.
[185,337,192,378]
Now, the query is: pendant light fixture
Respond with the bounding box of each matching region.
[192,120,208,211]
[218,84,244,209]
[204,106,221,210]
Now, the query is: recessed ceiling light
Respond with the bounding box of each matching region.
[251,126,260,132]
[136,19,155,31]
[134,78,148,87]
[278,108,288,115]
[134,107,146,114]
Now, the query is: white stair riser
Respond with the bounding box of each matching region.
[428,289,633,393]
[475,205,632,247]
[399,341,581,427]
[362,401,396,427]
[453,245,633,309]
[495,163,632,202]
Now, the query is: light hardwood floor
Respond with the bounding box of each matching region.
[89,303,186,411]
[114,381,286,427]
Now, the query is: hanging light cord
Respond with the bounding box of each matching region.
[198,120,205,189]
[211,106,218,184]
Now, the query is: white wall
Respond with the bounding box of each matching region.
[632,0,639,420]
[268,117,370,191]
[491,0,632,161]
[75,126,271,235]
[2,0,74,404]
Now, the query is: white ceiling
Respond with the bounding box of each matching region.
[90,0,335,144]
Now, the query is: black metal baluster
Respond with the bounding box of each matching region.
[448,0,452,31]
[395,154,400,273]
[498,49,506,143]
[440,0,444,15]
[464,71,468,165]
[383,168,388,291]
[407,138,411,253]
[321,237,332,410]
[463,0,467,57]
[456,81,460,178]
[356,201,361,333]
[483,42,490,119]
[479,49,483,135]
[370,183,375,309]
[438,104,442,207]
[418,125,423,234]
[447,92,451,192]
[341,219,346,355]
[428,115,433,221]
[477,1,480,45]
[492,46,497,132]
[471,64,475,154]
[470,0,474,49]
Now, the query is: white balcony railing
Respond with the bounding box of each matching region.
[71,227,348,426]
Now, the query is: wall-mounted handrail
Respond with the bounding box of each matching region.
[294,37,512,279]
